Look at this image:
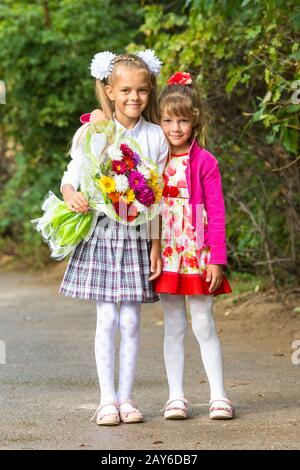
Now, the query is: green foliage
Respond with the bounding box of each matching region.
[1,0,300,287]
[131,0,300,285]
[0,0,142,265]
[136,0,300,155]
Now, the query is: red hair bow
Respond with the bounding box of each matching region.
[167,72,192,86]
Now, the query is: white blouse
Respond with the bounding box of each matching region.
[60,116,169,191]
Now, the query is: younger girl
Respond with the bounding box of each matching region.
[154,72,234,420]
[60,51,168,425]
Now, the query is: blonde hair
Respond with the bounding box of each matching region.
[159,82,209,147]
[95,53,159,124]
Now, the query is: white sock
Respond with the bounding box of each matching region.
[95,301,118,411]
[117,301,141,411]
[188,295,227,401]
[160,293,187,407]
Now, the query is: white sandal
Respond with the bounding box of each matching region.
[118,399,144,424]
[90,402,120,426]
[161,398,188,420]
[209,398,235,420]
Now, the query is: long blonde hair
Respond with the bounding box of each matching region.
[159,82,209,147]
[95,53,159,124]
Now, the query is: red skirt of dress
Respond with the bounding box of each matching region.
[153,270,232,297]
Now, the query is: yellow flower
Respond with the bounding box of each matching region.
[125,189,135,204]
[153,184,163,203]
[150,170,158,185]
[99,175,116,193]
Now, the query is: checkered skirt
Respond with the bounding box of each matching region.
[59,215,159,303]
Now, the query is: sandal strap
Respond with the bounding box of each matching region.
[210,398,233,413]
[209,398,232,406]
[118,400,143,417]
[118,399,137,409]
[160,398,188,413]
[90,401,119,422]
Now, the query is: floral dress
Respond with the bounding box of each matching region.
[154,152,232,296]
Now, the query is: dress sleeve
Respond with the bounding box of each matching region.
[60,124,89,192]
[201,156,227,266]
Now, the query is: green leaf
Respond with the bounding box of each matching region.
[282,129,298,155]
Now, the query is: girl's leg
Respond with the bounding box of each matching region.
[95,301,119,413]
[188,295,227,401]
[160,293,187,402]
[117,301,141,412]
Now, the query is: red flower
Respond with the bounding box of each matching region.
[163,246,173,257]
[163,185,180,197]
[188,256,199,269]
[167,72,192,86]
[124,156,135,171]
[112,160,127,175]
[107,192,120,203]
[120,143,134,157]
[176,244,184,254]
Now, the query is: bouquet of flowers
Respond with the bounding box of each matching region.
[95,141,163,224]
[31,123,163,260]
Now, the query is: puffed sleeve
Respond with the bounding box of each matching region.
[60,123,89,192]
[156,127,169,176]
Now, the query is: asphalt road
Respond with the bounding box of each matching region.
[0,270,300,450]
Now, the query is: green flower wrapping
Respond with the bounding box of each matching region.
[31,191,99,260]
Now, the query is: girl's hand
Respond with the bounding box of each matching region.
[149,242,162,281]
[206,264,224,293]
[65,191,90,213]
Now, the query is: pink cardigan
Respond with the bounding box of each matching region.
[185,139,228,266]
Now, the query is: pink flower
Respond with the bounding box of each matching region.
[128,171,146,191]
[166,166,176,177]
[174,224,182,238]
[162,206,169,219]
[177,179,187,188]
[185,226,196,241]
[166,213,176,230]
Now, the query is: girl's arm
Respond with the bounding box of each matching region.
[60,124,90,213]
[148,214,162,281]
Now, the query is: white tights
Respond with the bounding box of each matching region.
[95,301,141,408]
[160,293,227,402]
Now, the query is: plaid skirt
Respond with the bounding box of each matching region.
[59,215,159,303]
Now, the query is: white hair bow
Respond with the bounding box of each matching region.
[90,49,162,80]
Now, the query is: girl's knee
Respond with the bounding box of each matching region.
[96,302,118,332]
[191,314,216,342]
[164,313,187,339]
[119,302,140,338]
